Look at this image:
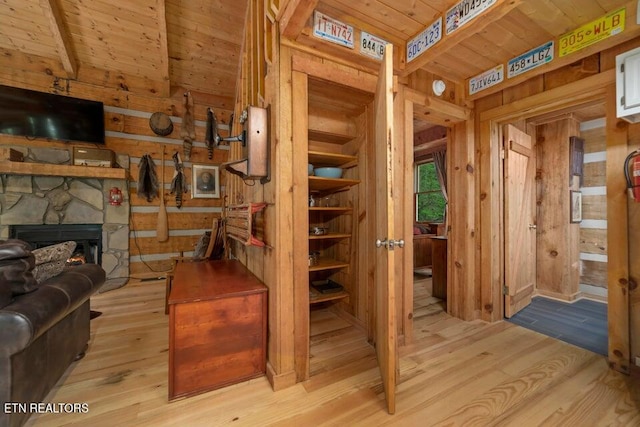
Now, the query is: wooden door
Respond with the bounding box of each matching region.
[374,43,397,414]
[503,124,536,318]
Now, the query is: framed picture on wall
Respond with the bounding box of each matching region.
[570,190,582,223]
[191,164,220,199]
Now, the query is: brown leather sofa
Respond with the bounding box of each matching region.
[0,240,105,427]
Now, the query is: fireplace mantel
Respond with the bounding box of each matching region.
[0,161,127,180]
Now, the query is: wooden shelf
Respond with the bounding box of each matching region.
[309,258,349,272]
[308,151,357,168]
[309,176,360,193]
[309,289,349,304]
[308,233,351,240]
[0,161,127,179]
[309,207,353,213]
[308,129,354,145]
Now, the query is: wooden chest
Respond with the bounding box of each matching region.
[168,259,268,400]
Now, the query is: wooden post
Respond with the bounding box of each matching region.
[606,85,631,374]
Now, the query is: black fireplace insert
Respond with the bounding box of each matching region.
[10,224,102,265]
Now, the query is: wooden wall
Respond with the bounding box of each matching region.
[535,118,581,301]
[0,58,231,278]
[629,122,640,375]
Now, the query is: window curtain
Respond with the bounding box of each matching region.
[433,150,448,232]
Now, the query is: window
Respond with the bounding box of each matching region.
[415,161,445,222]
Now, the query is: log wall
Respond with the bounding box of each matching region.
[579,119,608,301]
[0,61,231,278]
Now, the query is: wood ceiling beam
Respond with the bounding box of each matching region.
[156,0,171,97]
[280,0,318,39]
[406,88,471,126]
[40,0,77,79]
[400,0,522,77]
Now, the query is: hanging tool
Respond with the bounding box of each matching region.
[170,151,188,208]
[180,92,196,161]
[205,107,215,160]
[157,147,169,242]
[137,154,159,202]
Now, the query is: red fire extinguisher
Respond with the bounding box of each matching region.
[625,149,640,202]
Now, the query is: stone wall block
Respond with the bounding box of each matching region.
[0,196,48,224]
[30,148,71,164]
[69,180,103,210]
[62,199,102,224]
[34,177,64,191]
[6,176,32,193]
[1,194,22,212]
[49,189,72,211]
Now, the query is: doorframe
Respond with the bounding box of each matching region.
[402,89,472,341]
[478,69,632,373]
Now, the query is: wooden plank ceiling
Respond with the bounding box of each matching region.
[0,0,248,110]
[0,0,636,107]
[285,0,637,95]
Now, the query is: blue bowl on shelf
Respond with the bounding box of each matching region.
[308,164,314,175]
[314,167,343,178]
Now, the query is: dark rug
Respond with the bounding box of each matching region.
[90,310,102,320]
[507,296,607,356]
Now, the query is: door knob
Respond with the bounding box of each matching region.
[528,224,537,230]
[376,238,405,250]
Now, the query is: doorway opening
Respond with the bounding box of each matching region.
[412,119,448,319]
[502,102,608,356]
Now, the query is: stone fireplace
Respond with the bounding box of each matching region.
[0,147,130,290]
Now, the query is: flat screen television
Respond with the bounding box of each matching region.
[0,84,105,144]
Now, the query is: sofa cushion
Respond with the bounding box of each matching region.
[0,264,105,356]
[0,239,37,304]
[32,241,76,283]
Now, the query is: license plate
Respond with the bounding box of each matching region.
[508,41,554,78]
[407,18,442,63]
[559,8,625,57]
[446,0,497,35]
[469,65,504,95]
[313,11,354,49]
[360,31,388,60]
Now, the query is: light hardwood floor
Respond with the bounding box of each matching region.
[27,278,639,426]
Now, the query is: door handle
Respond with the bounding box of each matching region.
[528,224,537,230]
[376,238,405,250]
